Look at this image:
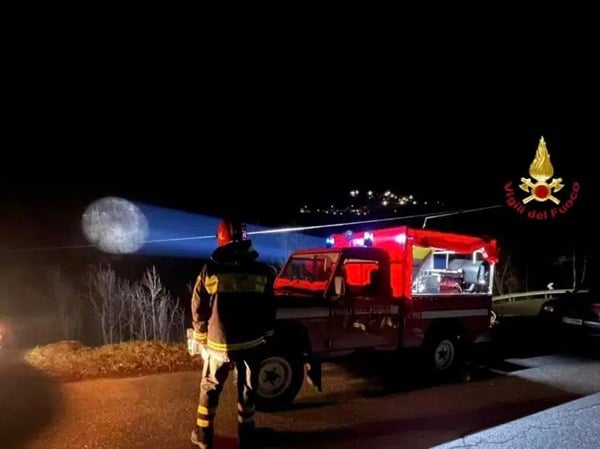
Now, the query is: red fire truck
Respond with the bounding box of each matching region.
[256,225,498,410]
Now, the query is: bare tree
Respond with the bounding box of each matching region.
[87,263,185,344]
[579,251,588,287]
[113,277,138,342]
[120,279,139,341]
[47,265,82,340]
[86,264,126,345]
[493,251,523,295]
[571,249,588,289]
[554,249,589,290]
[139,267,184,341]
[142,266,162,339]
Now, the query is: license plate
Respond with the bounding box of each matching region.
[562,317,583,326]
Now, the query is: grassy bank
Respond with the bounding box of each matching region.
[24,340,202,382]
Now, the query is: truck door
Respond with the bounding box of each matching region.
[328,257,399,350]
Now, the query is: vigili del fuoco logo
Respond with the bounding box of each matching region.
[504,136,580,220]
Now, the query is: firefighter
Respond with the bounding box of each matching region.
[190,218,277,449]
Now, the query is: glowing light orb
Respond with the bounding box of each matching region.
[82,197,149,254]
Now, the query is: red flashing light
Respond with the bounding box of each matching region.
[328,226,498,263]
[330,227,408,250]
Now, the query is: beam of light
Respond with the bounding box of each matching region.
[134,202,324,262]
[135,203,504,260]
[3,201,504,257]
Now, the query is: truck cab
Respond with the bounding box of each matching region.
[255,225,498,411]
[273,246,397,355]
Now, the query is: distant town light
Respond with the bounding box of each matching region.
[298,190,440,216]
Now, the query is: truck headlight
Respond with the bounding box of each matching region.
[542,304,555,313]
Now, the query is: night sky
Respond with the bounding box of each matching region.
[0,48,594,253]
[2,119,592,245]
[0,31,596,318]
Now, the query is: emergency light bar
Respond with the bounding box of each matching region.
[326,231,378,248]
[324,226,499,265]
[327,229,406,249]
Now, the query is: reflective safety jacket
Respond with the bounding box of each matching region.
[191,240,277,354]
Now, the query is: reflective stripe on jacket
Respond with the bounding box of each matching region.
[191,240,277,354]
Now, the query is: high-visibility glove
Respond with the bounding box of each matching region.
[187,327,208,357]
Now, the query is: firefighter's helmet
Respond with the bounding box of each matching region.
[217,219,247,247]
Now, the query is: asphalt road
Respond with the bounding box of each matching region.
[434,392,600,449]
[2,349,599,449]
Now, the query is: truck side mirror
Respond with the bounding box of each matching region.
[334,276,346,297]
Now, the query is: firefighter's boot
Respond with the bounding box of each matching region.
[190,427,212,449]
[238,421,259,449]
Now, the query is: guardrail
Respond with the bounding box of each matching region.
[492,289,588,304]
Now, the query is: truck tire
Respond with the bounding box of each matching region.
[255,349,304,412]
[423,331,463,376]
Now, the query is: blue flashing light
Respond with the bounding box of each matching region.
[326,236,335,248]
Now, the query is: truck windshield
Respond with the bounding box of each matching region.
[275,251,340,294]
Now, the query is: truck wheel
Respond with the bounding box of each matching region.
[424,333,463,376]
[255,351,304,412]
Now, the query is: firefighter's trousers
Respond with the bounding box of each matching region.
[196,347,262,449]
